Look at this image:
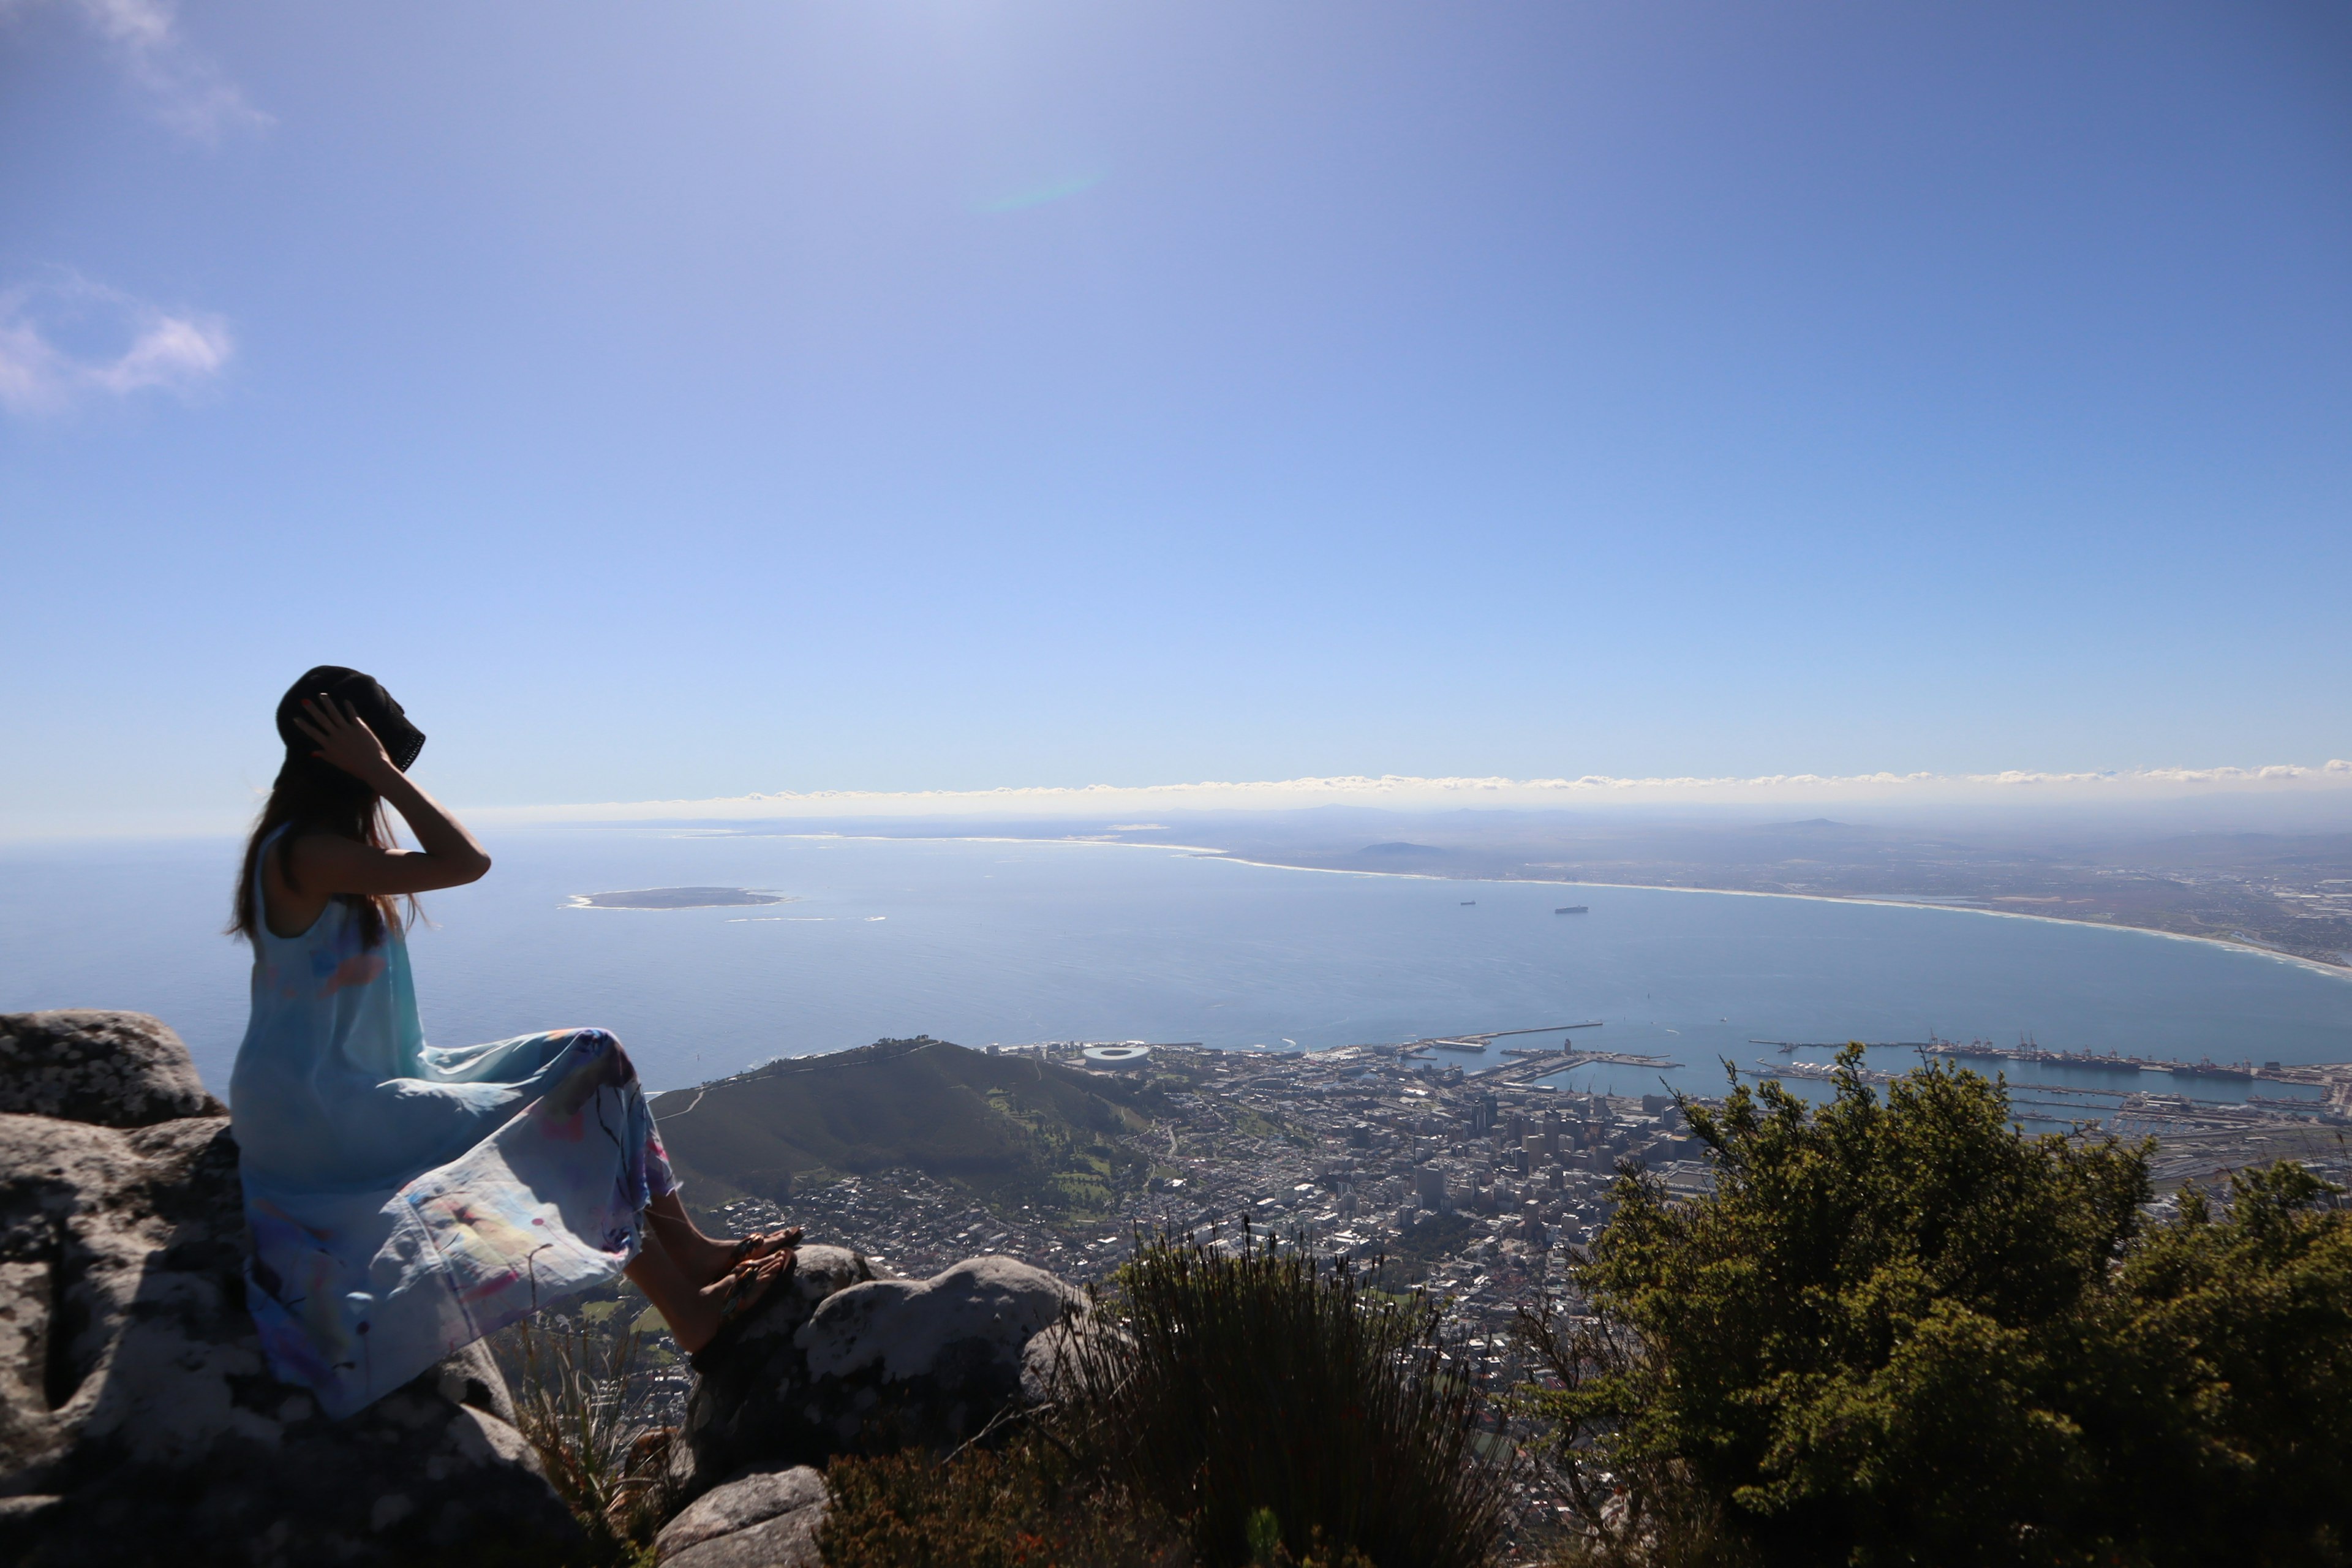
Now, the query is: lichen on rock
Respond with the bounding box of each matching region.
[0,1011,223,1128]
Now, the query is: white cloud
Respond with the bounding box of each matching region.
[7,0,269,141]
[466,761,2352,826]
[0,277,234,415]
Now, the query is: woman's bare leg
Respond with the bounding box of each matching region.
[643,1190,797,1286]
[624,1224,790,1355]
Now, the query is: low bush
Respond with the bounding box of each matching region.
[1055,1228,1510,1568]
[820,1439,1387,1568]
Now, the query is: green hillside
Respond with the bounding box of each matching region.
[648,1037,1165,1221]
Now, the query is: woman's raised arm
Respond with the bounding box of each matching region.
[287,696,493,895]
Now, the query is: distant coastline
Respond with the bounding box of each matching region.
[663,825,2352,979]
[1193,850,2352,979]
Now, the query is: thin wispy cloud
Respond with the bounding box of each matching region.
[10,0,269,141]
[0,277,234,416]
[471,760,2352,826]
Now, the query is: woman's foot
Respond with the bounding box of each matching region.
[719,1226,802,1276]
[646,1196,799,1286]
[672,1250,796,1359]
[676,1224,799,1286]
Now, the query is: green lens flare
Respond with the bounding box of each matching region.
[971,171,1106,214]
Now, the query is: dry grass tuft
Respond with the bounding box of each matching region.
[496,1311,674,1564]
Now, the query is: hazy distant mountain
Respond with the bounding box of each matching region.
[649,1037,1162,1220]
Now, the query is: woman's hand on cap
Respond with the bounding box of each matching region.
[290,696,399,785]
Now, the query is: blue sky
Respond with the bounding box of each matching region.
[4,1,2348,834]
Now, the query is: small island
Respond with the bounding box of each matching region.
[567,886,794,910]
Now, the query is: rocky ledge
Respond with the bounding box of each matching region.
[0,1011,1087,1568]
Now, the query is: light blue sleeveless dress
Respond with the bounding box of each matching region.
[230,827,677,1418]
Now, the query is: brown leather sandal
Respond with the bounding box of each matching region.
[724,1225,802,1271]
[689,1247,797,1373]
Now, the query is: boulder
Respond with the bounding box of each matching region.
[0,1026,581,1567]
[676,1252,1083,1498]
[1019,1316,1113,1406]
[0,1011,222,1128]
[654,1464,827,1567]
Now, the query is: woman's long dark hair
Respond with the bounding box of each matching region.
[229,758,417,949]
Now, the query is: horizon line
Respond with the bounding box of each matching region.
[10,760,2352,842]
[460,760,2352,826]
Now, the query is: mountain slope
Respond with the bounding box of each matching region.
[648,1036,1163,1220]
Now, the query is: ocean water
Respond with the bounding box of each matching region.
[4,829,2348,1106]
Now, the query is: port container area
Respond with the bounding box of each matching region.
[1752,1035,2352,1120]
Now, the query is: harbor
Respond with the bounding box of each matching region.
[1359,1017,2350,1194]
[1755,1035,2352,1118]
[1392,1021,1602,1056]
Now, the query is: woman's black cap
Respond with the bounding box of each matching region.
[276,666,426,772]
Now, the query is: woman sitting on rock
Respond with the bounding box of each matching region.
[228,666,794,1419]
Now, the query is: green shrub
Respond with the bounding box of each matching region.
[1057,1229,1509,1568]
[2109,1159,2352,1564]
[1517,1046,2352,1567]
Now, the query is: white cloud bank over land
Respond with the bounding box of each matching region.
[0,277,233,416]
[472,760,2352,825]
[13,0,270,140]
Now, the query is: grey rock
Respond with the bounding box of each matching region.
[655,1464,827,1563]
[436,1333,519,1427]
[0,1012,222,1128]
[667,1506,827,1568]
[670,1245,870,1498]
[799,1255,1082,1384]
[1019,1315,1120,1406]
[677,1251,1082,1499]
[0,1493,64,1565]
[0,1107,579,1567]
